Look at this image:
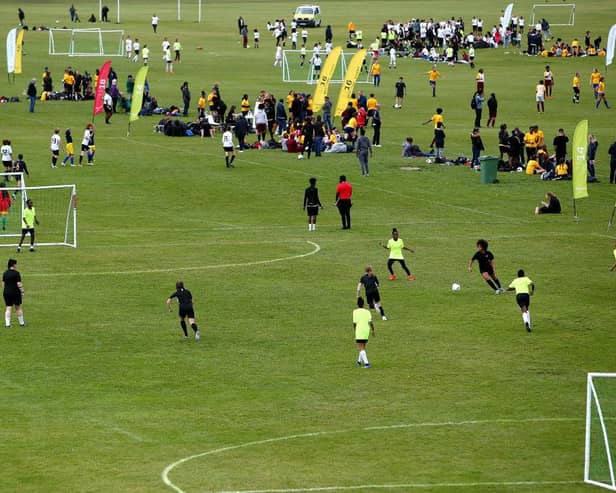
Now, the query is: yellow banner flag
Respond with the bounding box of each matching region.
[572,119,589,200]
[129,66,149,122]
[14,29,24,74]
[334,49,367,117]
[312,46,341,113]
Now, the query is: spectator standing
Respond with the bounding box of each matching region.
[276,98,287,135]
[18,8,25,26]
[553,128,569,165]
[335,175,352,230]
[431,122,446,161]
[371,104,382,147]
[322,96,333,131]
[103,88,113,124]
[173,38,182,62]
[370,60,381,87]
[181,82,191,116]
[486,93,497,128]
[470,127,484,167]
[303,177,323,231]
[233,114,248,151]
[152,14,159,33]
[356,128,373,176]
[101,5,109,22]
[3,259,26,328]
[587,134,599,181]
[472,91,484,128]
[27,79,37,113]
[608,139,616,184]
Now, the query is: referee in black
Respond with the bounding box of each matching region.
[356,265,387,320]
[303,177,322,231]
[166,280,200,341]
[3,258,26,328]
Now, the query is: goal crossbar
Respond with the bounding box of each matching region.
[49,28,124,57]
[531,3,576,26]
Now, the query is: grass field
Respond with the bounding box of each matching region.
[1,1,616,492]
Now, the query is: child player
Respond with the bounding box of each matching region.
[222,126,236,168]
[468,239,504,293]
[353,297,375,368]
[381,228,415,281]
[356,266,387,321]
[506,269,535,332]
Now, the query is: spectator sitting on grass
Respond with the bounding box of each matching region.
[402,137,430,158]
[535,192,561,215]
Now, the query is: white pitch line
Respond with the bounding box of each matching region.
[161,416,583,493]
[28,241,320,277]
[214,480,582,493]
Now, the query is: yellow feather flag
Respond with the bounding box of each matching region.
[572,119,589,200]
[129,66,149,122]
[14,29,24,74]
[334,49,367,117]
[312,46,341,113]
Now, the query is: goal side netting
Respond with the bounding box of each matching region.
[282,50,372,84]
[585,373,616,491]
[49,28,124,56]
[530,4,576,27]
[0,184,77,248]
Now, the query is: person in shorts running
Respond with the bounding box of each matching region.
[506,269,535,332]
[468,238,504,293]
[166,280,200,341]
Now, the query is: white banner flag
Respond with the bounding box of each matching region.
[6,28,16,74]
[607,24,616,68]
[503,3,514,29]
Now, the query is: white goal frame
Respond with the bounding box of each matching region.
[0,184,77,248]
[282,50,372,84]
[48,28,124,57]
[585,373,616,491]
[530,3,576,27]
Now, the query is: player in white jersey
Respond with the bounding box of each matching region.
[78,124,93,166]
[50,128,62,168]
[274,45,283,67]
[125,36,132,59]
[222,127,236,168]
[389,47,396,68]
[132,39,140,62]
[1,140,13,175]
[162,37,170,53]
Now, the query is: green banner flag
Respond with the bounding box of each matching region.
[572,119,589,200]
[129,66,149,122]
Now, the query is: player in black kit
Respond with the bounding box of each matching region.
[166,280,201,340]
[3,258,26,328]
[303,177,322,231]
[356,265,387,320]
[468,239,504,294]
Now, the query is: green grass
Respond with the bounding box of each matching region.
[1,1,616,492]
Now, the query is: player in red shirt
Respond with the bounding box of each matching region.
[0,183,11,231]
[335,175,353,229]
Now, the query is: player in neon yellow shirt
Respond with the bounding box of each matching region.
[17,199,39,253]
[381,228,414,281]
[506,269,535,332]
[610,241,616,271]
[353,297,375,368]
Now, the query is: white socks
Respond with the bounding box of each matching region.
[308,223,316,231]
[18,315,24,325]
[359,350,369,365]
[522,311,531,325]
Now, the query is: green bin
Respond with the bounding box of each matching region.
[480,156,499,184]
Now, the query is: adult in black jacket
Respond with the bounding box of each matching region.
[234,114,249,151]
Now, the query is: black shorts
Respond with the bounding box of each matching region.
[355,339,368,344]
[179,305,195,318]
[366,290,381,307]
[4,292,22,306]
[480,268,494,277]
[223,146,234,153]
[516,293,530,308]
[81,144,90,152]
[2,162,11,169]
[306,206,319,216]
[52,149,59,156]
[21,228,34,236]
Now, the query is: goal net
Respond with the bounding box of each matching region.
[585,373,616,491]
[282,50,372,84]
[0,184,77,248]
[49,28,124,56]
[530,4,576,27]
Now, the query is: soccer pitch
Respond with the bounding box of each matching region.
[1,1,616,491]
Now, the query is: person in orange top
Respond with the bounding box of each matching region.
[572,72,581,103]
[370,61,381,87]
[348,21,356,39]
[335,175,353,230]
[427,65,442,97]
[366,93,378,116]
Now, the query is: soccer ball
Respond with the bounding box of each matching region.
[297,154,304,159]
[426,159,433,164]
[451,283,461,291]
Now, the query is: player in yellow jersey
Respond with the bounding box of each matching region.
[353,297,375,368]
[381,228,415,281]
[426,65,441,97]
[590,68,601,97]
[506,269,535,332]
[423,107,444,128]
[595,77,611,109]
[572,72,581,104]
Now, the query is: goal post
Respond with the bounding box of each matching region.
[0,184,77,249]
[585,373,616,491]
[530,4,576,27]
[49,28,124,56]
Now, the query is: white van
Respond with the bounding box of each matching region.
[293,5,321,27]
